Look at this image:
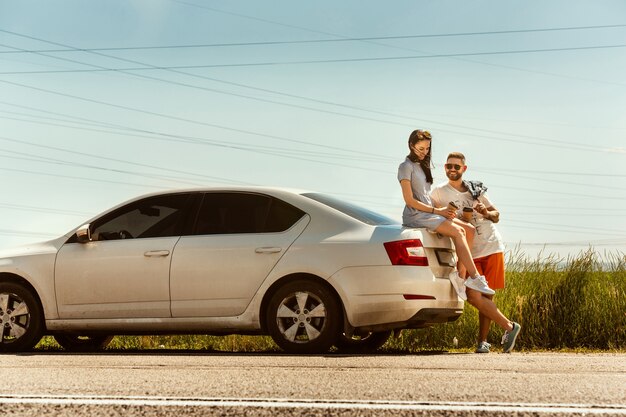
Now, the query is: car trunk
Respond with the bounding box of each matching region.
[418,229,457,279]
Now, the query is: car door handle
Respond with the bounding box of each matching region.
[144,250,170,257]
[255,247,282,254]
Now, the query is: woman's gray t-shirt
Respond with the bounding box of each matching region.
[397,157,446,230]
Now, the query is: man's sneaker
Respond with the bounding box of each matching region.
[501,322,521,353]
[465,275,496,295]
[475,341,491,354]
[448,271,467,301]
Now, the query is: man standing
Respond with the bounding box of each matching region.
[430,152,509,354]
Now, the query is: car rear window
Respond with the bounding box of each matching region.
[302,193,399,226]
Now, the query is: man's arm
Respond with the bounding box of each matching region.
[476,194,499,223]
[476,202,500,223]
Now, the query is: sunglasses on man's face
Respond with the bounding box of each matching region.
[445,163,462,170]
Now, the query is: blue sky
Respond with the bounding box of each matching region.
[0,0,625,259]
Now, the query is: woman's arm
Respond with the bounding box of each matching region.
[400,180,454,218]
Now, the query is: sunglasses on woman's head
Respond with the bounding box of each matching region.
[416,130,431,140]
[445,163,462,170]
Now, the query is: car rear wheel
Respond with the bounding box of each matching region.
[266,280,340,354]
[54,335,113,352]
[0,282,44,352]
[334,330,392,353]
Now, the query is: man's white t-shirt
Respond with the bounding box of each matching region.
[430,182,505,259]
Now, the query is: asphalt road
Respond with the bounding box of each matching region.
[1,351,625,416]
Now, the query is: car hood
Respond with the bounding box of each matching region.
[0,237,65,260]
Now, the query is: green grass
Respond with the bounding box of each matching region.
[386,248,626,352]
[36,248,625,352]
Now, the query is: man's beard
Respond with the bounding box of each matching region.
[447,171,463,181]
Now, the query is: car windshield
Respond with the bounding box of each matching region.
[302,193,399,226]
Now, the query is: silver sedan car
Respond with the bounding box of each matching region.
[0,187,463,354]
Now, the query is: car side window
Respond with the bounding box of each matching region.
[194,193,305,235]
[264,197,306,232]
[91,194,191,241]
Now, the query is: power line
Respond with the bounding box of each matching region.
[3,101,624,202]
[471,169,626,192]
[476,181,626,201]
[2,44,626,73]
[0,146,623,237]
[153,0,626,123]
[5,101,624,182]
[0,165,181,190]
[0,112,388,164]
[3,105,625,200]
[530,237,626,246]
[0,30,442,139]
[0,203,92,217]
[493,204,626,210]
[0,137,253,185]
[0,31,620,155]
[5,108,626,195]
[504,241,625,247]
[0,78,393,159]
[165,0,626,90]
[0,228,58,238]
[505,210,626,215]
[1,23,625,53]
[0,118,393,175]
[0,150,206,187]
[475,167,626,178]
[0,30,620,210]
[504,224,626,237]
[0,75,614,159]
[506,219,626,235]
[0,103,392,163]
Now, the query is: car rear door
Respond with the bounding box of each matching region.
[169,192,309,317]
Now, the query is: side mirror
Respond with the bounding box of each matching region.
[75,224,92,243]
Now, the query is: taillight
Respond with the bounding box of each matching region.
[384,239,429,266]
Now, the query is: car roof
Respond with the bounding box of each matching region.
[68,186,328,232]
[132,186,313,199]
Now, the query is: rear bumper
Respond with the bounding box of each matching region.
[354,308,463,332]
[328,265,464,328]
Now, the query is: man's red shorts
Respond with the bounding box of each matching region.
[474,252,505,290]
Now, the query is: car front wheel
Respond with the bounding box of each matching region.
[0,282,44,352]
[54,335,113,352]
[266,280,340,354]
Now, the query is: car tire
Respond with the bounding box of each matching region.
[54,335,113,352]
[0,282,44,353]
[334,330,392,353]
[266,280,341,354]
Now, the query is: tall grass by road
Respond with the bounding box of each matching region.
[37,249,625,352]
[389,249,625,351]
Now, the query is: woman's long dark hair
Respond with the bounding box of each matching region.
[407,129,433,184]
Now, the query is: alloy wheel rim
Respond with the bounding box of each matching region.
[0,292,30,343]
[276,291,327,344]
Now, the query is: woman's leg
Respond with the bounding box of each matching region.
[452,219,475,278]
[466,289,512,331]
[434,220,479,278]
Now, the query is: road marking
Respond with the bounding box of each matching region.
[0,395,624,414]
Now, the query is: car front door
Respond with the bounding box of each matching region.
[55,193,197,319]
[170,192,309,317]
